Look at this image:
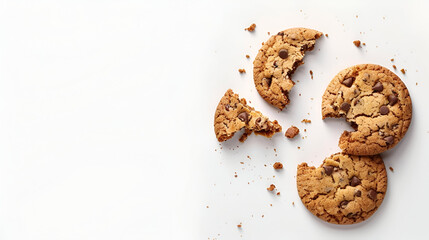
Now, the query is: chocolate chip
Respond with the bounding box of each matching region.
[372,82,383,92]
[354,190,362,197]
[255,117,261,124]
[384,136,394,145]
[339,200,349,209]
[238,112,249,123]
[368,189,377,201]
[346,213,357,219]
[380,105,389,115]
[323,165,334,176]
[273,61,278,68]
[388,94,398,106]
[277,32,284,36]
[350,176,361,187]
[225,104,230,111]
[278,49,288,59]
[342,77,354,87]
[340,102,351,112]
[263,77,272,87]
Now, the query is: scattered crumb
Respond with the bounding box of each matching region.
[240,162,244,164]
[262,215,264,218]
[245,23,256,32]
[267,32,270,35]
[353,40,361,47]
[401,69,406,74]
[274,148,276,152]
[238,69,246,74]
[416,82,418,86]
[356,15,358,18]
[299,93,301,96]
[273,162,283,169]
[234,174,237,178]
[292,202,295,206]
[267,184,275,191]
[285,126,300,138]
[247,155,251,159]
[206,206,209,208]
[237,224,242,228]
[270,204,272,206]
[393,65,397,69]
[391,58,394,62]
[246,55,250,59]
[276,192,280,195]
[297,146,301,149]
[304,129,307,132]
[389,167,394,172]
[309,70,313,79]
[362,43,366,46]
[301,119,311,123]
[325,33,328,37]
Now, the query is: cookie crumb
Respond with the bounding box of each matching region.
[325,33,328,37]
[273,162,283,169]
[270,204,272,206]
[276,192,280,195]
[267,32,270,35]
[237,224,242,228]
[393,65,397,70]
[262,215,264,218]
[267,184,275,191]
[206,206,209,208]
[391,58,394,62]
[247,155,251,159]
[400,68,406,74]
[240,162,244,164]
[292,202,295,206]
[245,23,256,32]
[301,119,311,123]
[353,40,361,47]
[285,126,300,138]
[309,70,313,79]
[246,55,250,59]
[234,174,237,178]
[297,146,301,149]
[304,129,307,132]
[238,69,246,74]
[389,166,394,172]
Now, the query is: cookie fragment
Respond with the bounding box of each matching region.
[267,184,276,191]
[353,40,361,47]
[273,162,283,169]
[322,64,412,155]
[253,28,322,110]
[245,23,256,32]
[238,69,246,74]
[285,126,300,138]
[214,89,282,142]
[297,153,388,225]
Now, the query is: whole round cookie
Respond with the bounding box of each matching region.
[322,64,412,155]
[297,153,388,225]
[253,28,322,110]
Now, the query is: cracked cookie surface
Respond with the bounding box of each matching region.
[253,28,322,110]
[297,153,387,225]
[322,64,412,155]
[214,89,282,142]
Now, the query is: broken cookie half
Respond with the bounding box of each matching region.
[214,89,282,142]
[322,64,412,155]
[253,27,323,110]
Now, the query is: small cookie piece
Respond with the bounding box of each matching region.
[285,126,299,138]
[297,153,387,225]
[245,23,256,32]
[322,64,412,155]
[273,162,283,169]
[254,28,322,110]
[214,89,282,142]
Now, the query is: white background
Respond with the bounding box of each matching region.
[0,0,428,239]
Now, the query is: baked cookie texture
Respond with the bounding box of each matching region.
[297,153,387,225]
[253,28,322,110]
[322,64,412,155]
[214,89,282,142]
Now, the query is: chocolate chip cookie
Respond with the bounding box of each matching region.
[297,153,387,225]
[253,28,322,110]
[214,89,282,142]
[322,64,412,155]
